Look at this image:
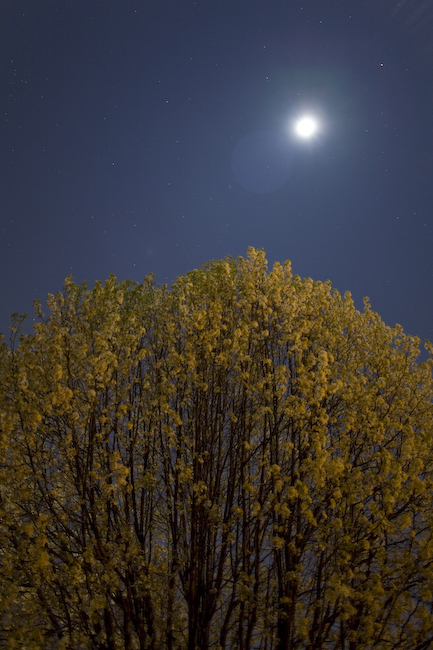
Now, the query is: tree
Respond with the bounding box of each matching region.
[1,247,433,650]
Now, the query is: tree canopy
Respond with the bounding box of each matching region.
[1,248,433,650]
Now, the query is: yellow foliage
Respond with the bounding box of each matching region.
[1,249,433,649]
[273,536,285,550]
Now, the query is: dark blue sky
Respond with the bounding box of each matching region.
[1,0,433,345]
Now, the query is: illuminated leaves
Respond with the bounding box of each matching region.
[1,249,433,649]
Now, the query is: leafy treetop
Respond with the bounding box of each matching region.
[1,248,433,650]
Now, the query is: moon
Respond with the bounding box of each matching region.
[293,115,318,139]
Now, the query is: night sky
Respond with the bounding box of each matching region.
[1,0,433,346]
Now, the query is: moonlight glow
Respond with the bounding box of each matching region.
[294,116,318,138]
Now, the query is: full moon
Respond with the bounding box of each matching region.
[294,116,318,139]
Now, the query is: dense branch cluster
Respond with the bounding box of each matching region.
[1,248,433,650]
